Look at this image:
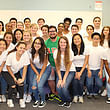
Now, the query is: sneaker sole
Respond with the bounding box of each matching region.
[64,102,71,108]
[106,101,110,104]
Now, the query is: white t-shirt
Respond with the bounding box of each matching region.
[63,32,72,48]
[102,48,110,63]
[83,37,92,48]
[0,50,9,71]
[94,27,102,34]
[53,49,76,71]
[78,29,86,38]
[0,50,8,66]
[37,29,42,37]
[87,45,104,70]
[73,47,89,67]
[7,43,15,52]
[6,51,30,74]
[29,53,49,69]
[103,39,109,49]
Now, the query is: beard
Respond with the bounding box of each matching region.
[50,36,57,39]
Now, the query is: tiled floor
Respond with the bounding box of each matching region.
[0,96,110,110]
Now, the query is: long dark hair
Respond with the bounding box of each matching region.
[13,29,23,44]
[31,37,47,64]
[0,21,4,31]
[72,33,85,56]
[0,39,7,49]
[4,31,14,43]
[8,41,26,55]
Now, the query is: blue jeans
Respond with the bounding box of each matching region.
[73,67,87,96]
[56,71,75,102]
[0,73,7,95]
[86,69,103,95]
[32,64,51,101]
[20,64,35,94]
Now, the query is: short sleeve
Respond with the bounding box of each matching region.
[84,46,90,55]
[100,47,105,59]
[22,51,30,66]
[70,50,74,61]
[53,49,58,60]
[2,51,8,62]
[101,49,107,60]
[6,54,12,66]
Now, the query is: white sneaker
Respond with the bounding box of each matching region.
[7,99,14,108]
[79,96,84,103]
[73,96,78,103]
[16,92,20,98]
[23,94,27,102]
[2,95,6,102]
[26,95,32,103]
[19,99,26,108]
[101,89,107,96]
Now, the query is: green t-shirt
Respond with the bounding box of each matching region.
[45,37,59,67]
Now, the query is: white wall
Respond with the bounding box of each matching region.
[0,10,102,29]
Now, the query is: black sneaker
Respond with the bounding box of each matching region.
[48,94,54,101]
[33,101,39,107]
[106,98,110,104]
[38,101,46,108]
[58,101,65,106]
[53,95,61,102]
[64,102,71,108]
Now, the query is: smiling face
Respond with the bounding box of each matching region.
[93,18,101,28]
[73,35,82,46]
[17,22,24,30]
[0,40,6,52]
[103,27,110,37]
[71,26,79,35]
[15,30,22,42]
[59,38,67,50]
[49,27,57,39]
[30,25,38,34]
[34,39,41,51]
[75,20,82,28]
[5,23,12,32]
[10,20,17,29]
[92,35,100,46]
[24,19,31,28]
[58,24,64,32]
[86,26,94,36]
[37,20,45,28]
[4,33,13,45]
[16,43,26,55]
[64,21,70,29]
[41,27,48,36]
[23,31,31,42]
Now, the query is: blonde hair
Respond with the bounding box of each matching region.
[30,23,38,29]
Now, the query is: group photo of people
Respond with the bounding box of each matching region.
[0,16,110,109]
